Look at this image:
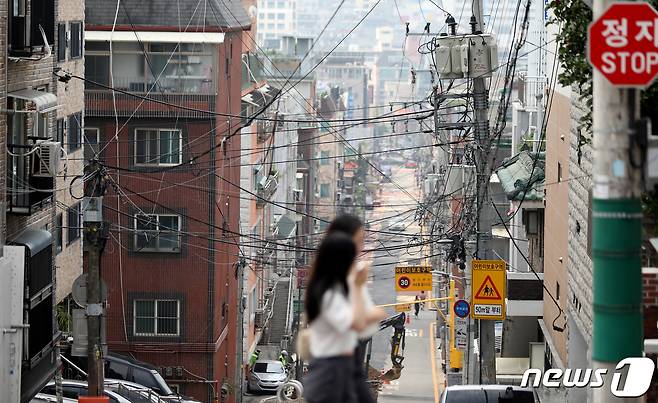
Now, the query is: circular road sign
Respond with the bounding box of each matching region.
[398,276,411,290]
[454,299,470,318]
[588,2,658,88]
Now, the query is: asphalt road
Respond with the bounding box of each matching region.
[243,167,439,403]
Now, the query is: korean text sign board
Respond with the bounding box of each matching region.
[395,266,432,292]
[588,2,658,87]
[471,260,506,320]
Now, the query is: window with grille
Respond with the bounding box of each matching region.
[134,214,181,252]
[134,129,182,166]
[133,299,180,336]
[70,22,82,59]
[320,183,330,198]
[57,23,66,61]
[55,214,63,254]
[68,113,82,151]
[56,118,65,145]
[67,203,81,245]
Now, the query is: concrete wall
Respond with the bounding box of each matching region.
[542,88,571,364]
[566,87,593,345]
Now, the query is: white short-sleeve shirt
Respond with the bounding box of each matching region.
[308,286,357,358]
[358,286,379,339]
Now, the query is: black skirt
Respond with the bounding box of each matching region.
[303,356,357,403]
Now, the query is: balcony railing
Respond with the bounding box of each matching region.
[256,120,275,143]
[85,75,216,118]
[518,74,547,110]
[7,144,53,215]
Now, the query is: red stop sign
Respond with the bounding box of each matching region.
[588,2,658,88]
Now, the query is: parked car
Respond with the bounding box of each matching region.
[404,161,418,168]
[61,351,175,397]
[440,385,537,403]
[247,359,288,394]
[102,353,173,396]
[31,394,77,403]
[373,199,382,207]
[388,220,407,232]
[40,380,131,403]
[105,379,194,403]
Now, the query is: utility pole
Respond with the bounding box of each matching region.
[470,0,496,385]
[591,0,643,400]
[82,161,109,401]
[235,259,246,403]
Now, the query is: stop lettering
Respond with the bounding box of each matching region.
[588,2,658,88]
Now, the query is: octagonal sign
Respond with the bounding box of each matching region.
[588,2,658,88]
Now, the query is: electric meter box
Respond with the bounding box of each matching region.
[434,34,497,79]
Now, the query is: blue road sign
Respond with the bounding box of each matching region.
[454,299,470,318]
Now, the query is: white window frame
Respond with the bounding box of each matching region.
[134,128,183,166]
[134,213,182,252]
[133,299,180,336]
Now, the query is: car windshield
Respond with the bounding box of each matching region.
[151,371,174,395]
[445,389,535,403]
[253,362,284,374]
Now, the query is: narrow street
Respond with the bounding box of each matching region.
[366,167,444,402]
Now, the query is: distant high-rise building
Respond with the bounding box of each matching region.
[257,0,297,49]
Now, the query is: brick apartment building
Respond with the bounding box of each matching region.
[0,0,85,401]
[83,1,250,401]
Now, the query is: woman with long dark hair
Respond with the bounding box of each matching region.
[327,214,385,403]
[302,232,382,403]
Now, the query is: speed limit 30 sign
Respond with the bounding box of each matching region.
[588,2,658,87]
[395,266,432,292]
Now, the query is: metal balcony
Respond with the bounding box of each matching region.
[7,144,53,215]
[85,90,215,119]
[256,120,275,143]
[256,172,278,206]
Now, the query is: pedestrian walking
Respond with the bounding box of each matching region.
[327,215,386,403]
[414,295,421,318]
[302,233,383,403]
[419,291,427,310]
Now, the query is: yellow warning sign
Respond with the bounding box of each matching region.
[471,260,506,320]
[395,304,412,312]
[395,266,432,292]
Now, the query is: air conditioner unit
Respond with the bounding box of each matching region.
[32,140,60,177]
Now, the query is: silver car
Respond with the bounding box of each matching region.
[247,360,288,393]
[389,220,407,231]
[40,380,131,403]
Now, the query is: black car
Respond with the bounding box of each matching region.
[103,353,173,397]
[62,352,200,402]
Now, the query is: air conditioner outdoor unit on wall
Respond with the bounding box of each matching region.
[32,140,60,177]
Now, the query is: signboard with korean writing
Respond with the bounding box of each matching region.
[588,2,658,87]
[395,266,432,292]
[454,317,468,351]
[471,260,506,320]
[395,303,412,313]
